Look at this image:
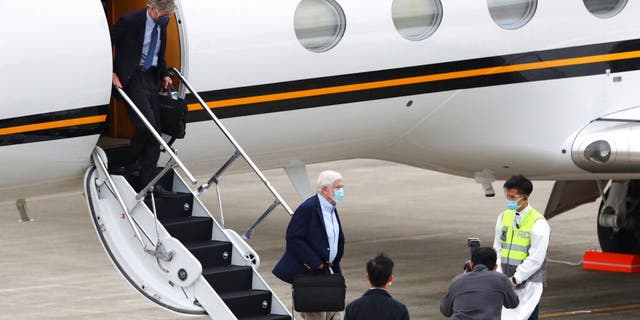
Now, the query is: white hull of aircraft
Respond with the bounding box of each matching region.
[2,0,640,252]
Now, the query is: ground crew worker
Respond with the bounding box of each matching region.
[493,175,550,320]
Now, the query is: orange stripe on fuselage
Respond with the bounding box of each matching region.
[187,50,640,111]
[0,115,107,136]
[3,50,640,136]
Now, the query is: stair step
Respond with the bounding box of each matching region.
[203,265,253,293]
[220,290,273,318]
[161,217,213,243]
[238,315,291,320]
[145,192,193,221]
[185,240,233,268]
[154,167,174,190]
[104,145,133,170]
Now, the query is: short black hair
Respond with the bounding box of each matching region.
[367,253,394,287]
[503,174,533,196]
[471,247,497,270]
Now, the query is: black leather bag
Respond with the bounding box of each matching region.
[292,268,346,312]
[158,86,187,139]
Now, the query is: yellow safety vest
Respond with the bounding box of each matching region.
[500,207,546,282]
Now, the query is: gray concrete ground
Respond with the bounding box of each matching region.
[1,159,639,319]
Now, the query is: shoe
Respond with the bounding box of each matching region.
[153,185,177,198]
[125,161,141,177]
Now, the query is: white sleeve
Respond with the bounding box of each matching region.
[493,213,504,273]
[514,218,550,283]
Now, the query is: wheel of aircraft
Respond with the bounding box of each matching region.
[597,181,640,254]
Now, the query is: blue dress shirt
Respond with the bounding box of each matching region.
[318,194,340,263]
[139,10,161,67]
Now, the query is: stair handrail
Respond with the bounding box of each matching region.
[116,87,198,186]
[170,68,293,216]
[92,148,147,250]
[224,229,261,269]
[93,148,180,263]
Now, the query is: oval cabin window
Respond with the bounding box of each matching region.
[488,0,537,30]
[583,0,628,18]
[294,0,346,52]
[392,0,443,41]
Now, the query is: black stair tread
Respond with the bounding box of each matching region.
[160,216,212,225]
[185,240,230,250]
[238,315,291,320]
[161,216,213,243]
[203,265,253,293]
[219,289,271,300]
[148,190,191,198]
[203,265,252,275]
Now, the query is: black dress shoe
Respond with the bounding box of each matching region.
[125,161,141,176]
[153,185,176,198]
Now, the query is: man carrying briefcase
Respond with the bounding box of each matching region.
[273,170,346,320]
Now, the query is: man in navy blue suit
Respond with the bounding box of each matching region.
[110,0,174,192]
[273,170,346,320]
[344,253,410,320]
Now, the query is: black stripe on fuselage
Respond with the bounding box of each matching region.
[0,123,106,147]
[185,38,640,122]
[0,105,108,147]
[2,39,640,147]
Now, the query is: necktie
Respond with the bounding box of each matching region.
[143,23,159,71]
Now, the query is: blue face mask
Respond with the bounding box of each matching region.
[506,200,519,210]
[156,15,169,25]
[333,187,344,202]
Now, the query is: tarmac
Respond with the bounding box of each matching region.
[1,159,639,319]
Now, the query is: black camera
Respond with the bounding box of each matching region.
[467,237,480,249]
[463,238,481,272]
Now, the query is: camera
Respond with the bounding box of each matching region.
[463,238,481,272]
[467,237,480,249]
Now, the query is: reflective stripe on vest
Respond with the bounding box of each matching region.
[500,208,544,277]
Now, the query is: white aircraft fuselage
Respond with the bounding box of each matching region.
[2,0,640,202]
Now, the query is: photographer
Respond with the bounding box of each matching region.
[441,247,519,319]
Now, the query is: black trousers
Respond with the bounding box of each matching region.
[124,68,161,190]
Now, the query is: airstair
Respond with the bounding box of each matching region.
[84,69,293,320]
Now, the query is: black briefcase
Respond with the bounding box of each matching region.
[158,87,187,139]
[292,269,346,312]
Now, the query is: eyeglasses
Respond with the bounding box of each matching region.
[504,192,524,201]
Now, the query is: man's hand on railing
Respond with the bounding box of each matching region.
[162,76,172,90]
[112,73,123,89]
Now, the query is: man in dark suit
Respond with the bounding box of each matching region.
[273,170,346,320]
[110,0,174,191]
[344,253,410,320]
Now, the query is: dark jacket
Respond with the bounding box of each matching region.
[272,195,345,284]
[440,265,519,320]
[345,288,410,320]
[110,8,169,88]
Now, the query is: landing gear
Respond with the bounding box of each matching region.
[597,180,640,254]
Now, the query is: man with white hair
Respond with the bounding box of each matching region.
[273,170,346,320]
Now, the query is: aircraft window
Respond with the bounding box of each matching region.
[294,0,346,52]
[488,0,537,30]
[583,0,628,18]
[392,0,443,41]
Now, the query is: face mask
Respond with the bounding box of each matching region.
[506,200,519,210]
[156,15,169,25]
[333,187,344,202]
